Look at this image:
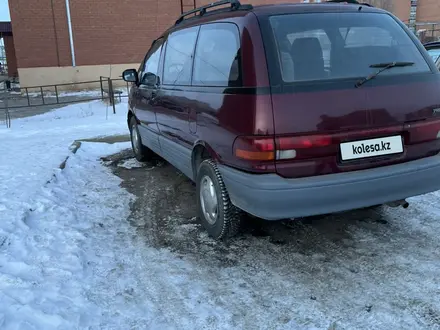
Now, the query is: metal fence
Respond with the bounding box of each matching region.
[1,76,131,128]
[0,43,7,75]
[416,23,440,44]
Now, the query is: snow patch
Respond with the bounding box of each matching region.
[0,100,128,238]
[118,157,148,169]
[25,90,106,99]
[2,98,440,329]
[0,141,134,329]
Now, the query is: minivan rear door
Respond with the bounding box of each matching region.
[261,10,440,178]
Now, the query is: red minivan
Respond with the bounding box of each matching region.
[123,0,440,239]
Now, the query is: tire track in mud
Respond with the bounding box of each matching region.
[105,148,440,330]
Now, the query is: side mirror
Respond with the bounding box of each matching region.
[122,69,138,84]
[142,72,159,86]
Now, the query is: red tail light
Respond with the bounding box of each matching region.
[277,135,332,149]
[276,135,334,160]
[233,137,275,161]
[406,119,440,144]
[234,135,334,161]
[233,121,440,163]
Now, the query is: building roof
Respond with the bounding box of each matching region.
[0,22,12,34]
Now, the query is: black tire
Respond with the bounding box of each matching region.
[196,159,241,239]
[129,116,154,162]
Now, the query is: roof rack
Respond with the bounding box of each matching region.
[325,0,372,6]
[175,0,252,25]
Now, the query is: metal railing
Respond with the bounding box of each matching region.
[2,92,10,128]
[1,76,131,128]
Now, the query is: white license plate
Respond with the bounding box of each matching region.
[340,135,403,161]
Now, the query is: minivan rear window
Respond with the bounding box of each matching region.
[267,12,431,83]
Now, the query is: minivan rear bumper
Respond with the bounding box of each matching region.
[218,155,440,220]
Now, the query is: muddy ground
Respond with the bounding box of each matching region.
[103,148,440,329]
[105,148,407,253]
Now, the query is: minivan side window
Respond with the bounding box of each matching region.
[139,38,164,86]
[193,23,241,87]
[163,26,199,85]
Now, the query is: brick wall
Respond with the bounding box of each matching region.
[416,0,440,22]
[9,0,181,69]
[3,35,18,77]
[195,0,301,7]
[9,0,67,68]
[51,0,74,67]
[392,1,410,24]
[8,0,440,71]
[68,0,181,66]
[372,0,440,25]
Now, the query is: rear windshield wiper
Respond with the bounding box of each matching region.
[355,62,415,88]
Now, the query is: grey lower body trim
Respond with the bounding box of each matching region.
[138,124,194,180]
[138,125,161,155]
[218,155,440,220]
[158,136,193,180]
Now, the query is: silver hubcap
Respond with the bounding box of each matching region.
[131,124,139,154]
[200,175,218,225]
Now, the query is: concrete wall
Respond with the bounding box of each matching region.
[18,63,139,89]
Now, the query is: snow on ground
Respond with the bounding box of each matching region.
[116,157,158,170]
[0,141,133,329]
[0,101,134,329]
[25,90,106,99]
[117,158,144,169]
[0,81,20,90]
[0,100,128,227]
[1,99,440,329]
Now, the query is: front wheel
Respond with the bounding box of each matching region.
[129,116,154,162]
[196,160,241,239]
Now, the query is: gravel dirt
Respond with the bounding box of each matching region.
[104,148,440,330]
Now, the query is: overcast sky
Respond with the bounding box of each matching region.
[0,0,10,21]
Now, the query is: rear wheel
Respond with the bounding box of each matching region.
[196,160,241,239]
[129,116,154,162]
